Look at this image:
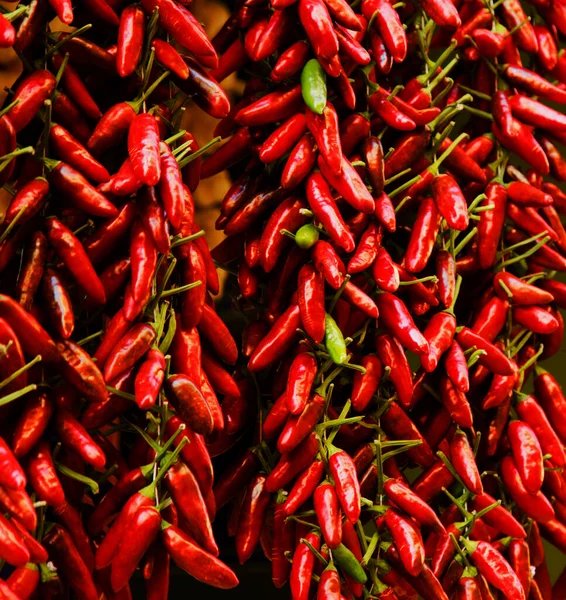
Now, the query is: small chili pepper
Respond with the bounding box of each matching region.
[41,268,73,339]
[314,482,342,549]
[117,5,145,77]
[508,420,544,495]
[383,509,425,577]
[43,525,97,600]
[282,133,317,189]
[46,218,106,305]
[351,355,383,412]
[286,352,317,415]
[0,293,58,363]
[362,0,407,63]
[267,432,319,492]
[306,103,342,174]
[376,293,429,355]
[297,264,326,344]
[450,430,482,494]
[128,113,161,186]
[515,394,566,467]
[461,539,525,600]
[236,86,303,127]
[327,445,360,524]
[235,474,270,564]
[457,327,516,375]
[404,197,441,273]
[501,454,555,523]
[55,409,106,469]
[161,522,239,589]
[421,312,456,373]
[290,530,320,600]
[165,460,217,556]
[283,459,325,517]
[6,70,56,132]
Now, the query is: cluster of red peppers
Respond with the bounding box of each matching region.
[202,0,566,598]
[0,0,565,596]
[0,0,247,596]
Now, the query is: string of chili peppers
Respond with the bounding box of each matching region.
[203,0,566,598]
[0,0,247,597]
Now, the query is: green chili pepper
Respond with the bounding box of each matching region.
[301,59,327,115]
[295,223,320,249]
[325,313,347,365]
[332,543,367,583]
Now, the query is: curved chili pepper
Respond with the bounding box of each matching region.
[362,0,407,63]
[450,430,482,494]
[290,530,320,600]
[165,460,217,555]
[41,267,73,339]
[0,293,58,363]
[314,482,342,549]
[43,524,97,599]
[327,446,360,524]
[404,197,441,273]
[285,352,317,415]
[534,370,566,444]
[351,355,383,412]
[235,474,270,564]
[46,218,106,305]
[471,296,508,343]
[421,312,456,372]
[457,327,516,375]
[306,103,342,174]
[6,70,56,132]
[55,409,106,469]
[376,293,429,355]
[383,509,425,577]
[508,420,543,494]
[516,394,566,467]
[117,5,145,77]
[4,177,49,227]
[281,133,318,190]
[236,86,303,127]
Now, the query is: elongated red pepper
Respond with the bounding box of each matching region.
[376,293,428,355]
[314,482,342,549]
[384,509,425,577]
[516,394,566,467]
[128,113,161,186]
[404,197,441,273]
[457,327,516,375]
[46,218,106,305]
[327,445,360,524]
[4,177,49,226]
[235,474,270,564]
[117,5,145,77]
[6,70,56,132]
[297,264,326,344]
[44,525,97,600]
[290,530,320,600]
[306,103,342,174]
[362,0,407,62]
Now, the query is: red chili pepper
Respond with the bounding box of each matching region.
[52,55,101,119]
[362,0,407,63]
[281,133,318,189]
[43,525,97,600]
[267,432,319,492]
[0,294,58,363]
[4,177,49,227]
[508,420,543,495]
[290,530,320,600]
[327,445,360,524]
[40,267,73,339]
[235,474,270,564]
[162,522,238,589]
[285,352,317,415]
[117,5,145,77]
[513,305,559,334]
[46,159,117,217]
[421,312,456,373]
[46,217,106,304]
[351,355,383,412]
[314,482,342,549]
[318,153,375,214]
[127,113,161,186]
[383,509,425,577]
[534,369,566,444]
[88,102,136,154]
[165,460,217,555]
[376,293,429,355]
[501,454,555,523]
[140,0,217,65]
[7,70,56,132]
[450,430,482,494]
[457,327,516,375]
[306,103,342,174]
[515,394,566,467]
[403,197,441,273]
[55,409,106,469]
[260,196,308,273]
[471,296,508,343]
[236,86,303,127]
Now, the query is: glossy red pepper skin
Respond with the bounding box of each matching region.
[450,430,483,494]
[88,102,136,154]
[235,474,270,564]
[277,393,325,454]
[128,113,161,186]
[7,70,56,132]
[282,459,324,517]
[104,323,156,383]
[166,374,214,435]
[162,523,238,589]
[457,327,516,375]
[282,133,318,189]
[117,5,145,77]
[421,312,456,372]
[362,0,407,63]
[376,333,413,407]
[534,371,566,444]
[404,197,441,273]
[472,296,509,343]
[165,460,217,555]
[328,447,360,524]
[55,409,106,469]
[290,531,320,600]
[516,395,566,467]
[44,525,97,600]
[385,478,445,533]
[384,509,425,577]
[351,355,383,412]
[285,352,317,415]
[5,177,49,227]
[41,267,73,339]
[314,482,342,549]
[376,293,429,355]
[297,264,326,344]
[46,218,106,305]
[306,103,343,174]
[267,432,319,492]
[0,293,58,363]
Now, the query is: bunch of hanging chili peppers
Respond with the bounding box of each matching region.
[0,0,566,596]
[201,0,566,598]
[0,0,249,596]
